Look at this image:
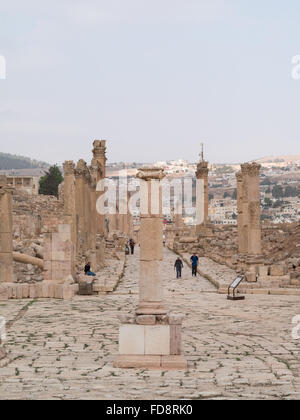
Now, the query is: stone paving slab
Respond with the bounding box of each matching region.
[0,248,299,400]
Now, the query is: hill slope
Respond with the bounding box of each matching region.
[0,152,49,170]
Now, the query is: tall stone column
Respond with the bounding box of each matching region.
[92,140,106,236]
[136,167,166,316]
[114,167,187,370]
[75,160,87,255]
[196,159,209,234]
[0,176,13,283]
[89,165,98,269]
[63,161,76,255]
[240,163,262,255]
[236,171,247,254]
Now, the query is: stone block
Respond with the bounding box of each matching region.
[16,284,23,299]
[48,283,56,298]
[55,284,63,299]
[169,313,184,325]
[119,325,145,355]
[35,283,43,298]
[29,284,36,299]
[145,325,170,356]
[11,284,17,299]
[170,325,182,355]
[258,266,269,277]
[22,284,29,298]
[161,355,187,370]
[41,281,49,298]
[270,265,286,276]
[0,284,8,300]
[136,315,156,325]
[114,355,161,369]
[62,285,74,301]
[246,272,257,283]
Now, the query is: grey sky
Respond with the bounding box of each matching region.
[0,0,299,165]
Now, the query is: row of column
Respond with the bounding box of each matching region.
[63,140,107,270]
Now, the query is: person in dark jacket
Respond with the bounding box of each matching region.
[84,262,96,276]
[129,239,135,255]
[174,257,184,278]
[190,253,199,277]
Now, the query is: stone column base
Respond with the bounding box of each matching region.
[114,313,187,370]
[114,355,187,370]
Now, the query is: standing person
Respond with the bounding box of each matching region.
[84,262,96,277]
[174,257,184,279]
[190,253,199,277]
[129,238,135,255]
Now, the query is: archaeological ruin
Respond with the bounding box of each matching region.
[0,139,300,379]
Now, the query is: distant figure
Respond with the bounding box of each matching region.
[174,257,184,279]
[190,253,199,277]
[129,239,135,255]
[84,262,96,277]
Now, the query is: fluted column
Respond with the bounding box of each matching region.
[0,176,14,283]
[136,167,166,315]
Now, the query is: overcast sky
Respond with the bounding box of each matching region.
[0,0,299,165]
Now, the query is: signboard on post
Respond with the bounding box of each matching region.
[227,276,245,301]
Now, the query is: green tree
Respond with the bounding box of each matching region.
[264,197,272,207]
[39,165,63,198]
[272,185,284,199]
[232,189,237,200]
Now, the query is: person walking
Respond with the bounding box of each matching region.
[129,238,135,255]
[174,257,184,279]
[190,253,199,277]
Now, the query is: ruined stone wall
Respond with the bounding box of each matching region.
[11,190,64,283]
[173,221,300,277]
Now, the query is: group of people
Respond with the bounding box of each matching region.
[174,253,199,279]
[84,239,199,280]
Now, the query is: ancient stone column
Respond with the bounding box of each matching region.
[114,167,187,370]
[75,160,88,255]
[92,140,106,236]
[0,176,13,283]
[89,165,98,269]
[236,171,247,254]
[196,160,209,234]
[136,167,167,316]
[240,162,262,255]
[63,161,76,253]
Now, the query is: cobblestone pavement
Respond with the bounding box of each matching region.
[0,248,300,400]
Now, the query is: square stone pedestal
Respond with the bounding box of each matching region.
[113,313,187,370]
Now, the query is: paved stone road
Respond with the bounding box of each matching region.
[0,248,300,400]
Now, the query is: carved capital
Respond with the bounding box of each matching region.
[196,161,209,178]
[63,160,75,176]
[75,159,88,178]
[136,167,165,181]
[241,162,261,177]
[92,139,107,161]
